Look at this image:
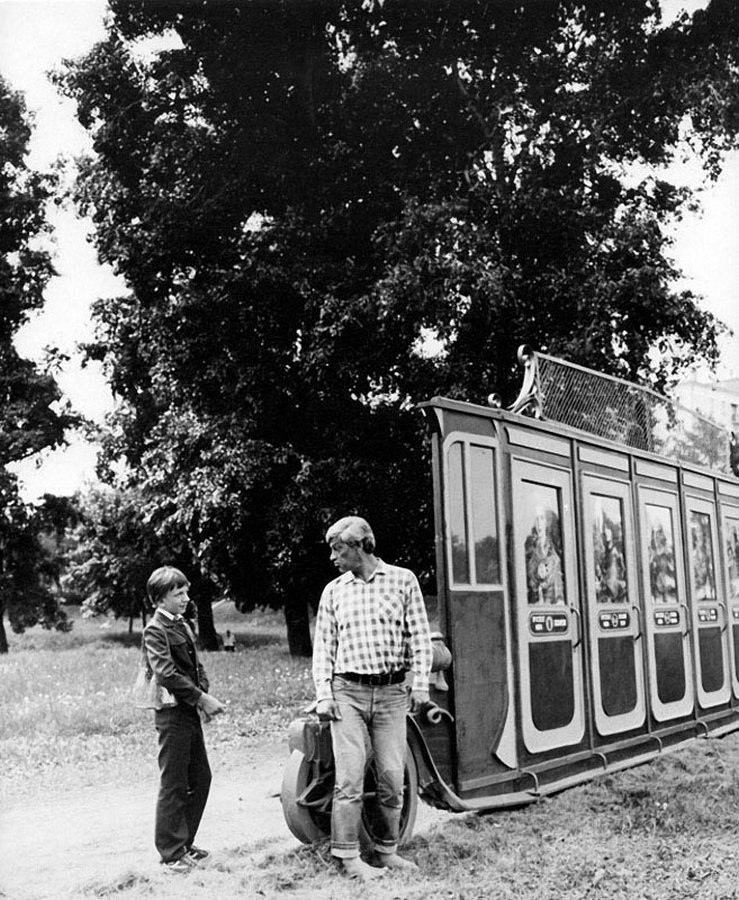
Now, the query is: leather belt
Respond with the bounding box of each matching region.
[338,670,406,686]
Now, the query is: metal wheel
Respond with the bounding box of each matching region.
[359,745,419,850]
[281,743,419,848]
[280,749,332,843]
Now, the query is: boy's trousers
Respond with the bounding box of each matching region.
[154,704,211,862]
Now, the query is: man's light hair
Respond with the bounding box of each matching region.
[325,516,376,553]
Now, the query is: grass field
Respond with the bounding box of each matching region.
[4,607,739,899]
[0,605,313,799]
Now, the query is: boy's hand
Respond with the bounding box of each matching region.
[198,692,225,718]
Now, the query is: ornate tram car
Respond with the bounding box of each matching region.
[281,347,739,845]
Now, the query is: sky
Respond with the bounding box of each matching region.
[0,0,122,499]
[0,0,738,501]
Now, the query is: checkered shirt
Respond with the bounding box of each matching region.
[312,559,433,701]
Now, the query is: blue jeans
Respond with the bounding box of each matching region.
[330,676,408,859]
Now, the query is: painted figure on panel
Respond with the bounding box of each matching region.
[726,521,739,603]
[525,505,565,605]
[647,507,678,604]
[690,512,716,602]
[593,499,627,603]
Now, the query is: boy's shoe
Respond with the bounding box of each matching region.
[162,858,192,874]
[186,845,210,861]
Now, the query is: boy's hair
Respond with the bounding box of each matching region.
[325,516,376,553]
[147,566,190,606]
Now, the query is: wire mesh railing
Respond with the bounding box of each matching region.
[514,348,731,474]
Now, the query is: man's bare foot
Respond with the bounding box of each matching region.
[375,853,418,871]
[341,858,386,881]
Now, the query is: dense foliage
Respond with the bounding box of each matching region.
[0,77,76,652]
[57,0,739,651]
[63,485,221,646]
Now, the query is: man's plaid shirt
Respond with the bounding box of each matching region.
[312,560,433,701]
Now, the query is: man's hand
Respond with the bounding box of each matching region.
[410,689,429,714]
[198,692,225,718]
[315,698,342,721]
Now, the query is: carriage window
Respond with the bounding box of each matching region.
[470,445,500,584]
[521,482,566,605]
[645,504,678,604]
[447,441,499,585]
[689,511,716,602]
[592,495,628,603]
[448,442,469,583]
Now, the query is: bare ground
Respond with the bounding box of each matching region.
[0,734,452,900]
[0,737,291,899]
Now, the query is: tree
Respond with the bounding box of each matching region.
[0,76,75,652]
[57,1,739,653]
[0,477,76,653]
[64,485,221,648]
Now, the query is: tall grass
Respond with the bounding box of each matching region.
[0,607,314,798]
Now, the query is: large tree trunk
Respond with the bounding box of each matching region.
[130,596,148,634]
[196,596,219,651]
[0,554,7,653]
[284,592,312,658]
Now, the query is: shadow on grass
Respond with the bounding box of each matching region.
[97,631,145,649]
[101,631,286,651]
[77,871,152,898]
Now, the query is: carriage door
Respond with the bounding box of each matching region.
[512,458,585,753]
[720,491,739,699]
[637,485,694,722]
[684,485,730,708]
[443,433,513,786]
[582,474,646,735]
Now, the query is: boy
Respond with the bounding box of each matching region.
[143,566,224,873]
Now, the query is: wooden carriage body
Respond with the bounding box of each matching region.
[281,347,739,843]
[414,369,739,813]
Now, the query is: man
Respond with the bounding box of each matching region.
[312,516,433,881]
[144,566,225,873]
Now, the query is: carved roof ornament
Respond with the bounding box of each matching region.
[508,345,543,419]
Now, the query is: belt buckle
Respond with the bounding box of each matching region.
[369,673,382,686]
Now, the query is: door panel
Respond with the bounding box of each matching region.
[582,475,646,735]
[637,487,694,722]
[720,505,739,697]
[512,459,585,754]
[685,496,730,707]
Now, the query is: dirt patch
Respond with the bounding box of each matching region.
[0,737,296,899]
[0,735,453,900]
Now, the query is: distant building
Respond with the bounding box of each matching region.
[673,378,739,435]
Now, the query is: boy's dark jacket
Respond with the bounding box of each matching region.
[143,609,209,707]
